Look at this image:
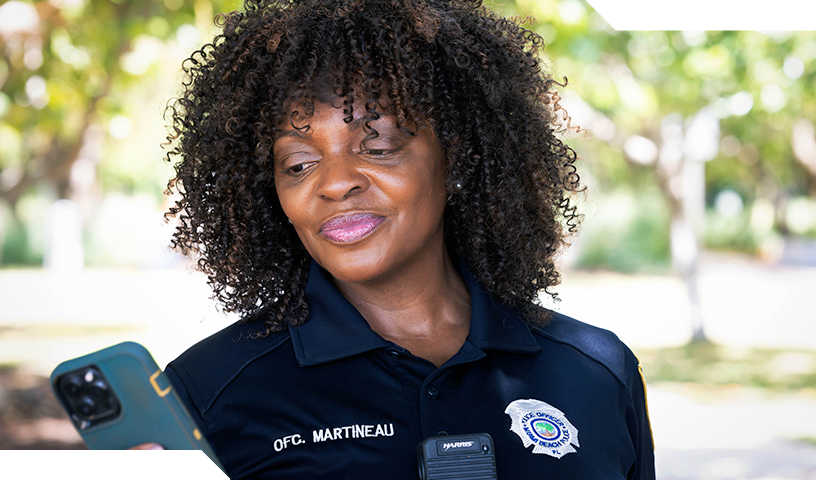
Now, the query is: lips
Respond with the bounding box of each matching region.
[319,213,385,243]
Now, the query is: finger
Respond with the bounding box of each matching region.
[129,443,164,450]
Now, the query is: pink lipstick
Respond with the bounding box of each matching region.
[320,213,385,243]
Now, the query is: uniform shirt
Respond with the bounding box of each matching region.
[165,259,655,479]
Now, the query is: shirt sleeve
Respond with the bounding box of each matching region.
[626,353,656,480]
[165,362,214,442]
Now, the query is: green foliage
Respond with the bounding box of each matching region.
[638,343,816,392]
[496,1,816,257]
[0,187,52,266]
[0,217,42,266]
[574,188,672,272]
[706,154,758,203]
[0,0,235,205]
[2,0,815,268]
[703,210,759,254]
[786,197,816,237]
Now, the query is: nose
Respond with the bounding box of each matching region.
[315,155,370,201]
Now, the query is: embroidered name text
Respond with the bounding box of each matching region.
[312,423,395,443]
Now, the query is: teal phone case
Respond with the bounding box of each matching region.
[50,342,223,470]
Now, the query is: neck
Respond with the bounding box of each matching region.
[333,246,471,367]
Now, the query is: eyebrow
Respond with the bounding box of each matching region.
[275,115,390,140]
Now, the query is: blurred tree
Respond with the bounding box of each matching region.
[1,0,813,278]
[0,0,243,266]
[0,0,234,211]
[492,0,816,341]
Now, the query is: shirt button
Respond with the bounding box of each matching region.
[436,430,449,436]
[427,385,439,398]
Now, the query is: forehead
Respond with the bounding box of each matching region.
[275,104,396,139]
[281,67,404,112]
[275,109,388,141]
[276,83,406,138]
[284,79,394,114]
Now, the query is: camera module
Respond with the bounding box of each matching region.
[56,366,121,429]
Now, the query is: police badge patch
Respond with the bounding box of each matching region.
[505,399,579,459]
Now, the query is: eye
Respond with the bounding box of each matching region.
[285,161,316,175]
[362,149,390,156]
[359,139,403,158]
[276,148,319,176]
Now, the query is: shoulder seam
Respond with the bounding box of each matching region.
[530,325,628,388]
[165,362,215,432]
[201,333,291,415]
[169,328,292,416]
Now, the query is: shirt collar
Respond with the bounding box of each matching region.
[289,257,540,367]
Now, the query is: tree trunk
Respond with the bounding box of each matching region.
[657,112,712,344]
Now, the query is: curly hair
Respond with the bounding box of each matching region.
[164,0,582,336]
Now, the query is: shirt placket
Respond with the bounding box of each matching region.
[417,342,486,439]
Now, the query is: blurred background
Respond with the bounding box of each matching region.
[0,0,814,477]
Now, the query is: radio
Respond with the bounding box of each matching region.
[417,432,497,479]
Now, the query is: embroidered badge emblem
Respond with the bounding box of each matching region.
[505,398,579,459]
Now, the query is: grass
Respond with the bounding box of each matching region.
[796,437,816,447]
[637,341,816,392]
[0,324,143,339]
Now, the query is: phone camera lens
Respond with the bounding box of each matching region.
[103,397,119,411]
[88,380,109,399]
[64,375,84,397]
[77,396,96,418]
[59,366,121,428]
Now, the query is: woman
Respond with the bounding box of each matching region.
[159,0,655,478]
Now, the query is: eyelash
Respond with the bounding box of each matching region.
[281,146,402,176]
[283,161,316,176]
[361,145,403,157]
[362,149,389,156]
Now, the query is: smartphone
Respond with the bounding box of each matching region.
[417,432,497,480]
[50,341,222,470]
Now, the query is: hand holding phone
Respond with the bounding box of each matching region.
[130,443,165,450]
[50,342,222,470]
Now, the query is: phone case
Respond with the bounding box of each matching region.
[50,341,223,470]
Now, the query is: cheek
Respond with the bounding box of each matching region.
[409,174,447,227]
[425,157,448,206]
[275,181,302,222]
[275,183,319,252]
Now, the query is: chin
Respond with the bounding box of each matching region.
[306,226,444,286]
[313,249,394,285]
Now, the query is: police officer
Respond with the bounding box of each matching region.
[140,0,656,478]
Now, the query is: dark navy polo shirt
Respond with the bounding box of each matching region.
[165,259,655,479]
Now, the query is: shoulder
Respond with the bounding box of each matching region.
[165,321,291,415]
[530,311,641,389]
[532,312,656,476]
